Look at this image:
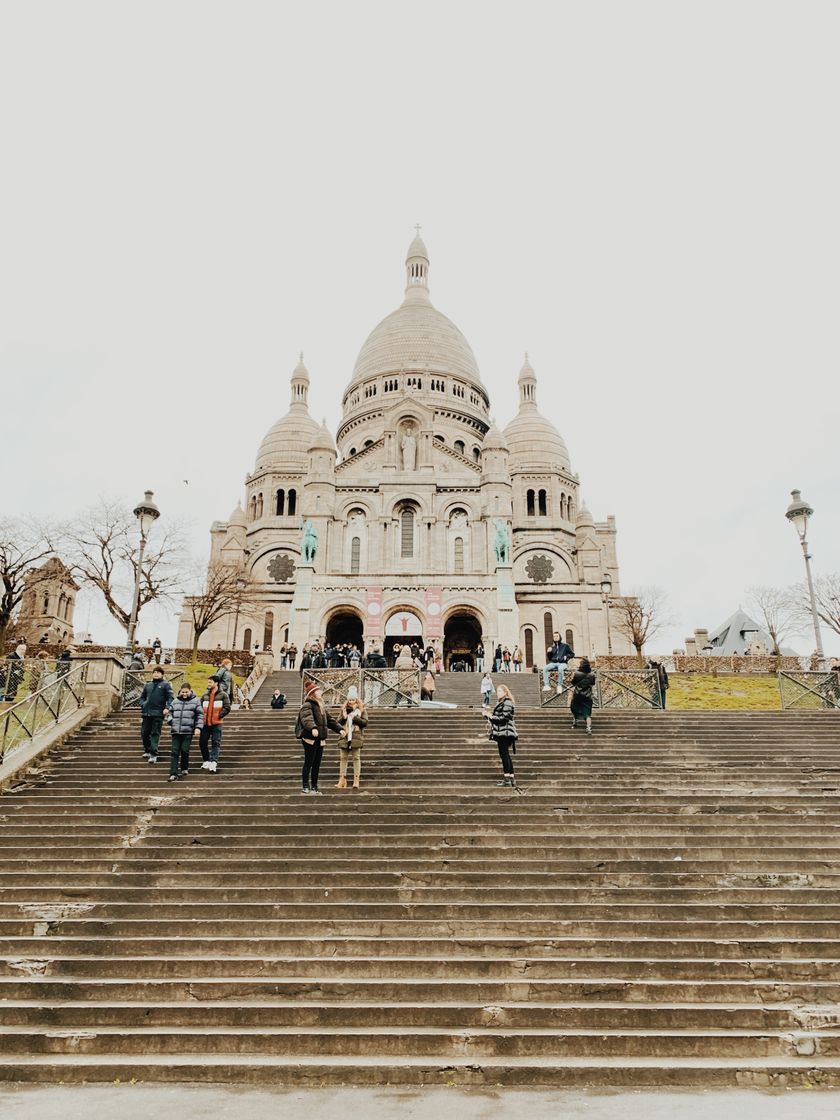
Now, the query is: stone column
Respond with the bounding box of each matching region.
[289,564,315,650]
[494,564,519,652]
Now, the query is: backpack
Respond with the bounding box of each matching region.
[293,711,305,739]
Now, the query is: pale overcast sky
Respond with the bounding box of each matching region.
[1,1,837,654]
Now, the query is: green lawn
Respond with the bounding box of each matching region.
[668,673,781,710]
[180,662,245,695]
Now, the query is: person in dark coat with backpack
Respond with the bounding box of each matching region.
[647,659,670,709]
[295,679,345,794]
[486,683,518,788]
[570,658,596,734]
[167,683,204,781]
[139,667,175,763]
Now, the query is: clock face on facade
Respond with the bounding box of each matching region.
[267,553,296,584]
[525,554,554,584]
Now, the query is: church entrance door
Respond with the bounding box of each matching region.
[325,611,364,653]
[384,609,424,666]
[444,611,482,671]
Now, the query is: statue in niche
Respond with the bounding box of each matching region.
[400,423,417,472]
[301,519,318,563]
[493,518,511,565]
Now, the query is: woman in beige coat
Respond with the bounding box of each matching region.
[336,687,368,790]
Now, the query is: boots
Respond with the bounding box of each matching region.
[335,776,348,789]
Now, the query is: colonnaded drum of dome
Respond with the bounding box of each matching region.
[178,233,631,667]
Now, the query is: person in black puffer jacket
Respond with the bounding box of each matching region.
[167,684,204,781]
[486,684,518,788]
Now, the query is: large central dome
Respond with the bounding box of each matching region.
[344,234,486,404]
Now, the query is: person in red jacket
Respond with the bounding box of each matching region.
[199,674,231,774]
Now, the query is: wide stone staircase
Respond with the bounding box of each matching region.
[432,669,541,708]
[0,698,839,1087]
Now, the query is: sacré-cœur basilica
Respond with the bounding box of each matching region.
[178,233,633,666]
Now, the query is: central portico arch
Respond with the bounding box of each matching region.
[383,607,424,664]
[443,607,483,671]
[325,607,364,651]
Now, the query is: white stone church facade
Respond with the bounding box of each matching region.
[179,234,633,666]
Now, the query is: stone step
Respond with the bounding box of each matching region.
[0,1052,838,1087]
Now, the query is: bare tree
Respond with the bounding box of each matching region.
[0,518,58,649]
[744,585,802,655]
[793,573,840,641]
[61,499,188,637]
[183,563,260,660]
[611,586,672,663]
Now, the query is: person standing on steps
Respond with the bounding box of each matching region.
[570,658,596,735]
[647,658,670,709]
[475,642,485,673]
[167,682,204,782]
[270,689,287,709]
[295,679,345,794]
[480,671,494,709]
[214,658,234,699]
[542,632,575,693]
[486,683,518,787]
[336,686,367,790]
[420,668,436,701]
[138,666,174,764]
[493,643,503,672]
[199,674,231,773]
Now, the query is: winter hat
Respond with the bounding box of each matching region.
[346,686,358,701]
[304,679,320,698]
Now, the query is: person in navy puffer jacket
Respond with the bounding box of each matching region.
[167,683,204,782]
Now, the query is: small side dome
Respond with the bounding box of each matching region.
[228,503,247,528]
[575,502,595,530]
[483,421,508,452]
[309,420,336,454]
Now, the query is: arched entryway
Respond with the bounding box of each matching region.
[384,608,424,665]
[444,611,482,671]
[325,610,364,651]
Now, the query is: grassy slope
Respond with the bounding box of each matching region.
[180,662,245,694]
[668,674,781,710]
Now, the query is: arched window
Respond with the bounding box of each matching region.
[350,536,361,575]
[565,628,574,648]
[560,494,567,519]
[400,508,415,558]
[263,611,274,651]
[538,489,548,517]
[42,592,50,614]
[287,489,297,517]
[454,537,464,574]
[434,434,445,444]
[249,496,257,520]
[283,626,289,644]
[256,493,264,518]
[364,439,374,448]
[64,596,72,620]
[543,612,554,655]
[567,497,575,520]
[275,489,285,516]
[472,447,480,461]
[524,628,534,668]
[349,447,356,456]
[57,594,65,619]
[454,440,465,456]
[242,628,252,651]
[526,489,535,517]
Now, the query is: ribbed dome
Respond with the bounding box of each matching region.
[504,354,571,471]
[228,503,247,527]
[351,301,484,387]
[575,502,595,529]
[255,411,320,470]
[504,410,570,471]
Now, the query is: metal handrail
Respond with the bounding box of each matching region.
[301,668,422,708]
[541,668,663,710]
[0,662,89,762]
[121,668,185,709]
[778,670,840,711]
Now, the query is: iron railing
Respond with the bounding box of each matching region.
[301,668,421,708]
[121,668,185,709]
[778,670,840,711]
[0,662,88,762]
[541,668,663,710]
[0,658,68,704]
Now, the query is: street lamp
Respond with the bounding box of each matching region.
[785,488,825,670]
[600,573,613,656]
[126,490,160,661]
